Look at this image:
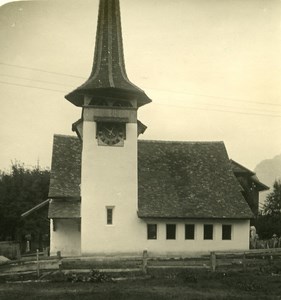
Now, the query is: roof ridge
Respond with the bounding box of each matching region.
[138,139,224,144]
[54,134,79,139]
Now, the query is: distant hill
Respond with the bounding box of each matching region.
[254,154,281,208]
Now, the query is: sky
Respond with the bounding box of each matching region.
[0,0,281,173]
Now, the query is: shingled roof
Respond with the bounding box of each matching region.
[48,199,80,218]
[138,141,252,219]
[48,135,253,219]
[48,135,81,198]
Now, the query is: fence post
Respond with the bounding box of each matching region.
[16,243,21,260]
[269,249,273,264]
[36,249,40,278]
[142,250,148,274]
[242,252,247,272]
[210,251,216,272]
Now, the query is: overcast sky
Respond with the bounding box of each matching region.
[0,0,281,172]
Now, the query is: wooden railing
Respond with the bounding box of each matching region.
[2,248,281,278]
[210,248,281,272]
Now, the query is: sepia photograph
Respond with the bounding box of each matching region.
[0,0,281,298]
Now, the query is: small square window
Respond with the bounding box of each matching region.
[204,224,213,240]
[185,224,195,240]
[147,224,157,240]
[222,225,232,240]
[166,224,176,240]
[106,207,114,225]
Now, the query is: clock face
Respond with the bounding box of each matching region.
[97,122,125,146]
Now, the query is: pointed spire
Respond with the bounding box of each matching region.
[65,0,151,107]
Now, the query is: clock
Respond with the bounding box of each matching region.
[97,122,125,146]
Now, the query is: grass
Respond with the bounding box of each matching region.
[0,268,281,300]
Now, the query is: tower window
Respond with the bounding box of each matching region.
[106,207,114,225]
[112,100,132,107]
[147,224,157,240]
[185,224,195,240]
[222,225,232,240]
[166,224,176,240]
[204,224,213,240]
[90,98,109,106]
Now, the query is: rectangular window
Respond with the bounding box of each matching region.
[222,225,232,240]
[166,224,176,240]
[204,224,213,240]
[185,224,195,240]
[147,224,157,240]
[52,219,57,232]
[106,207,114,225]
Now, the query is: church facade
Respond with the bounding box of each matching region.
[47,0,267,257]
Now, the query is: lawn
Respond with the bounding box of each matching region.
[0,269,280,300]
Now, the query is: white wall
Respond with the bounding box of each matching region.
[142,219,250,256]
[50,219,81,256]
[81,119,143,255]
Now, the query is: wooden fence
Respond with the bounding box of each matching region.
[1,248,281,279]
[210,248,281,272]
[251,238,281,249]
[0,241,21,260]
[58,248,281,274]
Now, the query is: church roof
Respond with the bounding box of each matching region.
[48,135,253,219]
[48,199,80,219]
[138,140,252,219]
[65,0,151,107]
[48,135,81,198]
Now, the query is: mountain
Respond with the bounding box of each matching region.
[254,154,281,208]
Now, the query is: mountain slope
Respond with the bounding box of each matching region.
[254,154,281,207]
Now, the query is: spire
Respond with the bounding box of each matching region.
[65,0,151,108]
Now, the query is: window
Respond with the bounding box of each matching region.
[222,225,232,240]
[204,224,213,240]
[106,207,114,225]
[52,220,57,232]
[166,224,176,240]
[147,224,157,240]
[185,224,195,240]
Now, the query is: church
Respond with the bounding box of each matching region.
[46,0,268,257]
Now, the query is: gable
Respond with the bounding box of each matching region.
[230,160,255,176]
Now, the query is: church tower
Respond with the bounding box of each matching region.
[65,0,151,255]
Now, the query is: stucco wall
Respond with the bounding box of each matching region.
[141,219,250,256]
[81,120,142,255]
[50,219,81,256]
[79,218,250,256]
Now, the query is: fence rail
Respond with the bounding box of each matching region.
[210,248,281,272]
[2,248,281,278]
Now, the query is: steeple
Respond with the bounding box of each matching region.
[65,0,151,108]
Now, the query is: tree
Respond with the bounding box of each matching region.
[0,162,50,244]
[263,180,281,215]
[256,180,281,239]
